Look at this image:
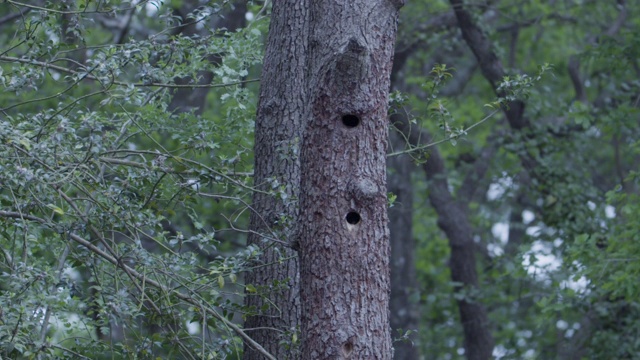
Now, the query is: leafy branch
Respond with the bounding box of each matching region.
[0,210,277,360]
[5,0,147,15]
[388,63,551,158]
[0,55,259,90]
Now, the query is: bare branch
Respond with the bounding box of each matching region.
[449,0,527,129]
[0,6,31,27]
[568,55,588,104]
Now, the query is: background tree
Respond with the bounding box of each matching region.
[1,1,639,359]
[388,1,640,359]
[243,0,307,358]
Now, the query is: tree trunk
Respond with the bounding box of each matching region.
[387,130,420,359]
[390,24,495,359]
[388,48,421,358]
[243,1,308,359]
[297,1,403,358]
[392,113,495,360]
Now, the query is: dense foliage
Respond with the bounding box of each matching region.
[0,1,268,358]
[0,0,638,359]
[395,1,640,358]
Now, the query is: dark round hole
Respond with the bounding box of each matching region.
[345,211,361,224]
[342,114,360,128]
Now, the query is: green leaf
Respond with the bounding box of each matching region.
[46,204,64,215]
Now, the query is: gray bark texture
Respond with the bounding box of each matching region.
[297,1,403,358]
[243,1,308,359]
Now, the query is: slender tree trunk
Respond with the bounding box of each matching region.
[449,0,527,130]
[387,130,420,359]
[388,48,421,359]
[390,21,495,358]
[392,111,495,360]
[297,1,403,358]
[243,1,308,359]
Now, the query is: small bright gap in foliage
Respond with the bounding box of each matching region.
[342,114,360,128]
[605,205,616,218]
[346,211,361,224]
[145,2,161,16]
[522,210,535,224]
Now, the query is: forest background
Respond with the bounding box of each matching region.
[0,0,638,359]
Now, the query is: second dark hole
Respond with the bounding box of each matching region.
[342,114,360,128]
[346,211,361,224]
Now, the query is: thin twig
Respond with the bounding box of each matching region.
[5,0,139,15]
[0,6,31,27]
[387,108,500,157]
[0,55,258,88]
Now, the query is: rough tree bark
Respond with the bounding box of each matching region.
[243,1,308,359]
[297,1,403,358]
